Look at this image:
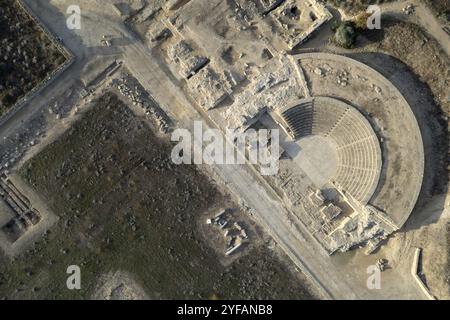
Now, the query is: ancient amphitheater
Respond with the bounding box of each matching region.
[193,49,424,254]
[280,97,382,205]
[269,53,425,253]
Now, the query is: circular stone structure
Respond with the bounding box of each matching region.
[288,53,425,229]
[280,97,382,205]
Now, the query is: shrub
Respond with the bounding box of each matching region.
[333,21,358,48]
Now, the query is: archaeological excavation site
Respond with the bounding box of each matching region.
[0,0,449,303]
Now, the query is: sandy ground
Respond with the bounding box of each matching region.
[382,194,450,299]
[92,271,148,300]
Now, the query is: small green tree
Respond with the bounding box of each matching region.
[333,21,358,48]
[440,10,450,22]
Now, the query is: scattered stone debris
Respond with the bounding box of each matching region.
[376,258,389,272]
[336,71,349,87]
[314,67,325,77]
[114,75,171,133]
[0,114,46,175]
[403,4,415,15]
[206,209,248,256]
[168,40,209,79]
[260,0,333,49]
[187,65,234,110]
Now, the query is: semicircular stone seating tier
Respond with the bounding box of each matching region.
[279,97,382,204]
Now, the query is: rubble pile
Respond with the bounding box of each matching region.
[327,211,389,253]
[115,76,171,133]
[187,66,234,110]
[0,115,46,175]
[168,40,209,79]
[263,0,332,49]
[224,56,301,128]
[206,209,249,256]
